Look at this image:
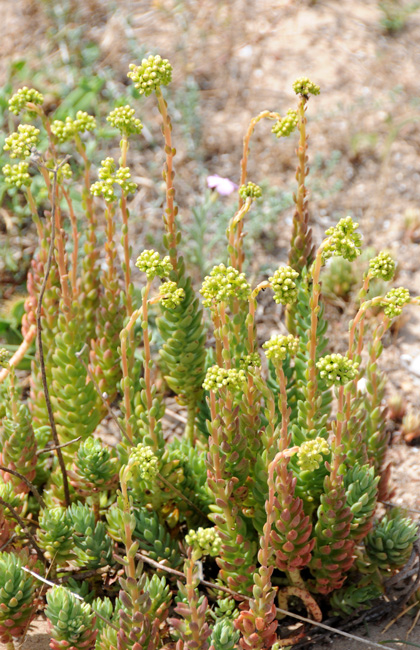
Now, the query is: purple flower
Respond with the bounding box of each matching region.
[207,174,238,196]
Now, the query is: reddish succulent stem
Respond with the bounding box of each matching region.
[156,87,178,271]
[119,137,133,320]
[237,111,279,272]
[120,473,140,611]
[331,386,345,483]
[62,187,79,298]
[141,281,158,448]
[307,247,325,430]
[40,167,72,318]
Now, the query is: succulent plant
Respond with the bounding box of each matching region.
[46,586,97,650]
[0,552,37,644]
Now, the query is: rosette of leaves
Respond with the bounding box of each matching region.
[38,507,75,565]
[46,586,97,650]
[0,552,37,644]
[51,313,102,456]
[68,436,119,496]
[0,401,37,493]
[365,510,418,571]
[106,503,182,567]
[329,582,382,617]
[69,502,113,569]
[344,463,379,541]
[210,619,240,650]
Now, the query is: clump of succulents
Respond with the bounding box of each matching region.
[0,62,418,650]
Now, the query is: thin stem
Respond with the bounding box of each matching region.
[237,110,280,272]
[62,186,79,298]
[26,186,44,241]
[0,496,45,564]
[156,87,178,270]
[331,386,345,484]
[35,161,71,507]
[0,466,46,509]
[120,136,134,321]
[306,248,324,431]
[39,166,72,316]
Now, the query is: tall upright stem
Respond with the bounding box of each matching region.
[306,249,324,431]
[156,88,178,271]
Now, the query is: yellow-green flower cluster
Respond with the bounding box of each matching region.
[316,353,359,387]
[136,249,172,280]
[2,161,31,188]
[3,125,40,159]
[115,167,137,196]
[369,251,395,282]
[127,443,159,482]
[238,181,262,200]
[203,365,246,393]
[159,281,185,309]
[9,87,44,115]
[185,526,222,559]
[269,266,299,305]
[239,353,261,370]
[292,77,320,96]
[127,55,172,96]
[51,111,96,143]
[382,287,410,318]
[106,105,143,136]
[91,158,137,202]
[272,109,298,138]
[297,437,330,472]
[0,348,10,368]
[323,216,362,263]
[200,264,251,308]
[90,158,116,202]
[262,334,299,363]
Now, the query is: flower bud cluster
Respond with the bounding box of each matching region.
[127,443,159,481]
[203,365,246,393]
[159,281,185,309]
[136,249,172,280]
[127,55,172,96]
[272,109,298,138]
[263,334,299,363]
[106,105,143,136]
[200,264,251,308]
[9,87,44,115]
[269,266,299,305]
[91,158,137,202]
[292,77,320,96]
[382,287,410,318]
[316,353,359,387]
[51,111,96,143]
[239,353,261,370]
[185,526,222,559]
[369,251,395,281]
[0,349,10,368]
[2,162,31,188]
[297,437,330,472]
[3,125,40,159]
[238,181,262,199]
[323,216,362,262]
